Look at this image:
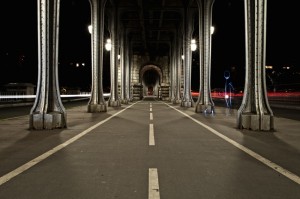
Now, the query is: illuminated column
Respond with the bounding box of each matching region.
[237,0,274,131]
[194,0,215,114]
[108,5,121,107]
[173,28,182,104]
[181,7,194,108]
[120,28,128,104]
[125,31,131,102]
[30,0,67,130]
[169,33,176,102]
[87,0,107,113]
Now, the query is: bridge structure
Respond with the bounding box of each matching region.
[30,0,273,131]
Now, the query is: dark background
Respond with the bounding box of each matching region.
[2,0,299,92]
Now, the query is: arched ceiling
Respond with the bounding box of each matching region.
[106,0,198,59]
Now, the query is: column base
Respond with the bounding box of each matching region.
[195,104,214,114]
[238,113,274,131]
[87,103,107,113]
[108,100,121,107]
[121,99,129,104]
[180,100,194,107]
[30,112,67,130]
[172,99,181,104]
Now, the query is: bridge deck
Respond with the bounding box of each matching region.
[0,97,300,198]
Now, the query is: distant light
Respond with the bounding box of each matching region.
[105,39,111,51]
[265,65,273,69]
[283,66,290,70]
[211,26,215,35]
[191,39,197,51]
[118,54,121,60]
[181,55,184,60]
[88,25,92,34]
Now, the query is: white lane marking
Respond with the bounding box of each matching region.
[149,124,155,146]
[150,107,152,112]
[149,168,160,199]
[150,113,153,121]
[166,103,300,185]
[0,102,139,186]
[150,103,152,108]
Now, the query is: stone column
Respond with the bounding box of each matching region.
[237,0,274,131]
[108,5,121,107]
[87,0,107,113]
[181,7,194,108]
[30,0,67,130]
[194,0,215,114]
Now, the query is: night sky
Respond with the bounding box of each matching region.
[2,0,299,91]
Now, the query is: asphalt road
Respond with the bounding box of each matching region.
[0,98,300,198]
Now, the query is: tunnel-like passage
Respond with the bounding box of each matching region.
[140,65,162,97]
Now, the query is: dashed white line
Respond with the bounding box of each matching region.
[149,168,160,199]
[150,112,153,120]
[149,124,155,146]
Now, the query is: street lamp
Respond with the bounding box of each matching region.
[88,25,92,34]
[191,39,197,51]
[211,26,215,35]
[105,39,112,51]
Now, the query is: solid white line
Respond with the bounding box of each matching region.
[150,113,153,121]
[165,103,300,185]
[149,168,160,199]
[0,102,139,186]
[149,124,155,146]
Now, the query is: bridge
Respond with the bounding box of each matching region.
[20,0,278,131]
[1,1,300,196]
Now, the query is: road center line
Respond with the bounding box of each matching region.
[0,102,139,186]
[150,112,153,120]
[149,168,160,199]
[149,124,155,146]
[165,103,300,185]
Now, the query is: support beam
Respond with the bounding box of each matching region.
[237,0,274,131]
[173,28,183,104]
[108,5,121,107]
[88,0,108,113]
[194,0,215,114]
[181,6,194,108]
[29,0,67,130]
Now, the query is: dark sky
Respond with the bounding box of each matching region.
[2,0,299,90]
